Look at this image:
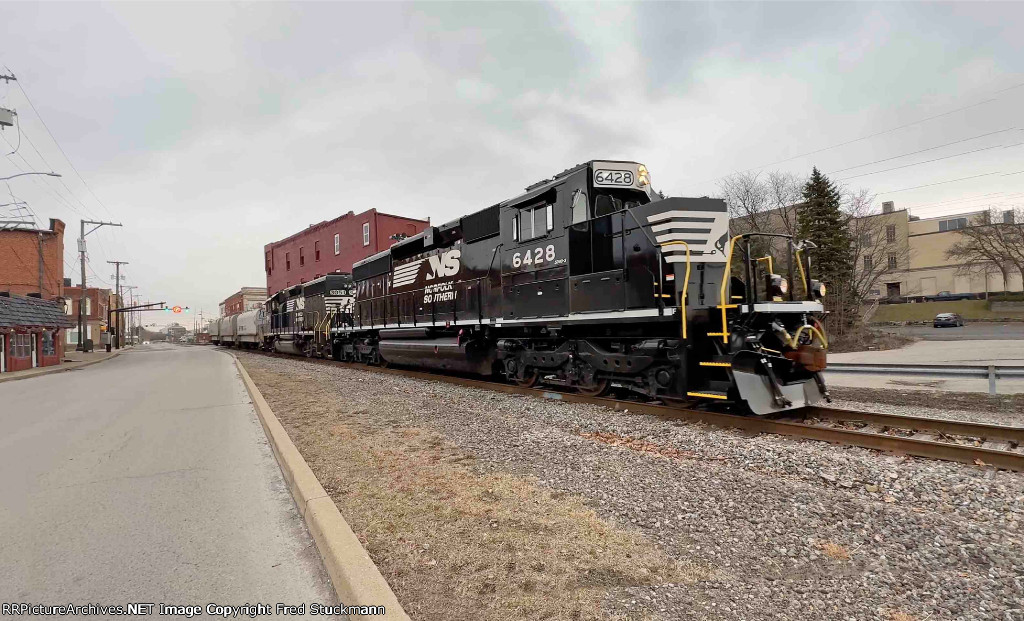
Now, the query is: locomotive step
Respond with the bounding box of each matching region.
[686,390,729,400]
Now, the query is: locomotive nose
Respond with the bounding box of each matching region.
[632,197,731,267]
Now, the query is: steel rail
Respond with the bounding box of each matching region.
[801,406,1024,444]
[237,349,1024,471]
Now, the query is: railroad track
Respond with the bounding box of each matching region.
[235,348,1024,471]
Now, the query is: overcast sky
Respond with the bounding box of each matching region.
[2,2,1022,327]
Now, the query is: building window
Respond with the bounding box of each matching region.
[315,241,321,262]
[863,256,873,271]
[84,298,91,316]
[286,252,291,271]
[860,233,871,246]
[42,331,55,356]
[13,333,29,358]
[869,289,880,296]
[334,233,340,255]
[265,252,272,275]
[886,225,896,243]
[938,217,967,232]
[299,247,305,266]
[362,223,370,246]
[887,253,898,270]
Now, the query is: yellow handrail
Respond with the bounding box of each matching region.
[756,255,774,274]
[713,235,746,343]
[659,241,691,339]
[790,324,829,349]
[795,248,809,296]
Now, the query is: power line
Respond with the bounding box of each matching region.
[828,128,1020,174]
[4,66,117,220]
[700,80,1024,184]
[877,172,1003,195]
[835,143,1015,181]
[903,191,1009,211]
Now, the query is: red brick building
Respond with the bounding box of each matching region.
[219,287,267,317]
[63,285,112,349]
[264,208,429,295]
[0,219,66,300]
[0,292,72,373]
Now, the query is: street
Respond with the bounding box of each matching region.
[873,322,1024,341]
[0,344,335,615]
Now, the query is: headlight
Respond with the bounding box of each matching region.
[768,274,788,298]
[810,279,826,298]
[637,164,650,186]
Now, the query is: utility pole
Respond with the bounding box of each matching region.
[78,220,122,351]
[122,286,137,346]
[107,261,128,349]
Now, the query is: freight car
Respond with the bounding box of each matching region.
[208,307,265,348]
[254,160,830,415]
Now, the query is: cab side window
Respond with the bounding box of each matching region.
[512,203,553,242]
[570,189,589,225]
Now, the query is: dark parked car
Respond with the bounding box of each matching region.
[925,291,975,301]
[934,313,966,328]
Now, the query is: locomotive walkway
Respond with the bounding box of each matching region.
[0,343,336,615]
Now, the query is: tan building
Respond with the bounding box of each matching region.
[732,200,1021,301]
[862,206,1022,300]
[219,287,267,317]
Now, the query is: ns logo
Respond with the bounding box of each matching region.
[426,249,461,280]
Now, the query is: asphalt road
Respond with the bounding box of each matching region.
[873,322,1024,340]
[0,344,335,616]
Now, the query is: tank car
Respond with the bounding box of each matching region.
[264,161,831,415]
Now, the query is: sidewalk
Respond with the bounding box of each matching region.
[0,348,123,383]
[825,340,1024,394]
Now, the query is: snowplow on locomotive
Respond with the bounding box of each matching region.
[242,160,831,415]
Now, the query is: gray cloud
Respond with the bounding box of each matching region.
[0,1,1021,324]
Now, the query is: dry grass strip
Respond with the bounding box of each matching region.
[243,360,708,621]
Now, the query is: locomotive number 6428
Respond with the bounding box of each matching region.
[513,244,556,268]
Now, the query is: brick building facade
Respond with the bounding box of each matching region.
[63,285,112,349]
[264,209,429,295]
[219,287,267,317]
[0,292,72,373]
[0,219,66,300]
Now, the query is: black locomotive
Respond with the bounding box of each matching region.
[261,160,830,415]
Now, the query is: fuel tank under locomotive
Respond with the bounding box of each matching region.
[377,328,497,375]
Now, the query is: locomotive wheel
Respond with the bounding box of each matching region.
[514,370,540,388]
[577,378,610,397]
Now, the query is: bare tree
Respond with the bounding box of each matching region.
[945,207,1024,293]
[721,171,805,270]
[842,188,912,304]
[764,171,802,237]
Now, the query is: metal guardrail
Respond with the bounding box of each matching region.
[825,363,1024,395]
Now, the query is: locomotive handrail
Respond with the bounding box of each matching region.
[712,234,746,343]
[658,241,690,339]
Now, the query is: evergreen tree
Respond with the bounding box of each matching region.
[798,168,856,328]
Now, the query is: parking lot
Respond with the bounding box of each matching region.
[873,322,1024,341]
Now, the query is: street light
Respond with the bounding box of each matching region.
[0,172,61,182]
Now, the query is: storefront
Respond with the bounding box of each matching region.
[0,293,73,374]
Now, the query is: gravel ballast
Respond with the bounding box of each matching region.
[237,352,1024,621]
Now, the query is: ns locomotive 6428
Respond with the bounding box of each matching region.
[263,160,831,415]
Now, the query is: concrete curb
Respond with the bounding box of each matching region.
[0,349,123,384]
[232,355,410,620]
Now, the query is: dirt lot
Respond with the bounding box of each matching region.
[237,352,1024,621]
[239,354,703,620]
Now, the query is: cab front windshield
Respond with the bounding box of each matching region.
[592,188,651,217]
